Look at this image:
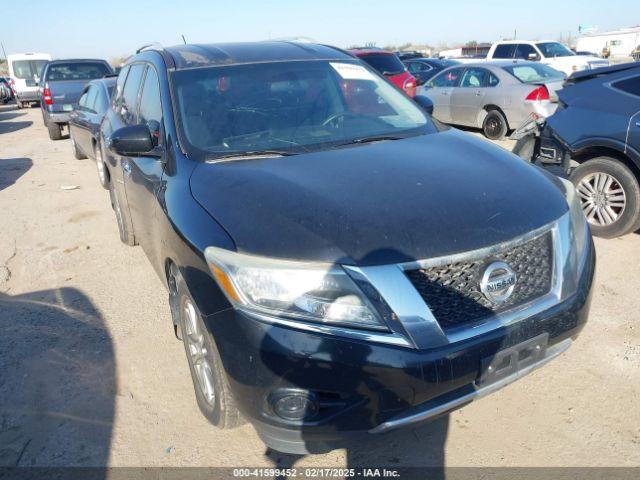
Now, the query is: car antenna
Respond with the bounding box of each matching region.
[181,34,187,45]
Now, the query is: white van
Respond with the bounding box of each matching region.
[7,53,52,108]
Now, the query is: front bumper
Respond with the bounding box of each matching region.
[206,239,595,453]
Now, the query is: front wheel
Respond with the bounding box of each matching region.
[173,268,243,429]
[108,184,136,246]
[71,135,87,159]
[570,157,640,238]
[95,142,110,189]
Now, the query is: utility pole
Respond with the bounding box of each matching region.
[1,42,7,60]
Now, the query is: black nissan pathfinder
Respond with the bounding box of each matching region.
[99,41,595,454]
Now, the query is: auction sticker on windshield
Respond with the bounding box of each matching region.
[330,62,376,80]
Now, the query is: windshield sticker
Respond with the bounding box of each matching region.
[330,62,376,81]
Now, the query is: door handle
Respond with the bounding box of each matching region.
[122,161,132,177]
[475,90,483,96]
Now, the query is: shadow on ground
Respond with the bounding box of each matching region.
[0,158,32,192]
[0,288,115,469]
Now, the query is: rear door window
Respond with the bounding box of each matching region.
[460,68,488,87]
[493,44,515,59]
[612,76,640,97]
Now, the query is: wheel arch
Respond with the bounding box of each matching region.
[571,144,640,182]
[479,104,510,130]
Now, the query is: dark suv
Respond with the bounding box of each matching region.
[514,63,640,238]
[100,42,595,454]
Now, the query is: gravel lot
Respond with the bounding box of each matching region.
[1,104,639,469]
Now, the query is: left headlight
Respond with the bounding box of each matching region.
[560,177,590,273]
[204,246,387,330]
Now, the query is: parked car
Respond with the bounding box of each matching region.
[7,53,52,108]
[0,77,13,103]
[68,77,117,186]
[347,48,417,96]
[404,58,460,85]
[39,59,113,140]
[486,41,609,77]
[512,63,640,238]
[420,61,566,139]
[395,51,423,60]
[100,41,594,454]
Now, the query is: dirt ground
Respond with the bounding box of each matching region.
[1,104,639,469]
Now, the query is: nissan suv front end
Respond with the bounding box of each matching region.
[100,42,595,455]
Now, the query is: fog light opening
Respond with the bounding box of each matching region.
[269,390,319,422]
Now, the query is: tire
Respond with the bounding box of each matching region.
[16,100,22,109]
[95,141,110,189]
[173,267,242,429]
[482,109,508,140]
[71,134,87,160]
[108,184,136,246]
[47,122,62,141]
[570,156,640,238]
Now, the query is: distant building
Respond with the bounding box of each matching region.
[576,26,640,58]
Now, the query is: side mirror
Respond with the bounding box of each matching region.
[109,124,157,157]
[414,95,434,115]
[528,53,540,61]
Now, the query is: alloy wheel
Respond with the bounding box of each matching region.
[183,299,216,406]
[96,145,106,185]
[576,172,626,226]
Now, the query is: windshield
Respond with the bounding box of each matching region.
[502,63,566,83]
[172,60,433,160]
[12,60,48,80]
[46,63,111,81]
[536,42,575,58]
[358,54,406,75]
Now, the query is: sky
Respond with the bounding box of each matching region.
[1,0,637,59]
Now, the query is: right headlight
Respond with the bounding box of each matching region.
[560,177,590,273]
[204,246,388,331]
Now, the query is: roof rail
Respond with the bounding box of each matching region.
[136,43,163,54]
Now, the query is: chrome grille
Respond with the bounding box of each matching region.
[405,231,554,330]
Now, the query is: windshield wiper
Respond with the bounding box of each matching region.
[207,150,297,162]
[334,135,406,148]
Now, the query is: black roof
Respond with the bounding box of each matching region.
[162,42,352,69]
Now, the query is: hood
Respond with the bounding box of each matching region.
[190,129,568,266]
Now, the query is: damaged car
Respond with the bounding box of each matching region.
[100,41,595,454]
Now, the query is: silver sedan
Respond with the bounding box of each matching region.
[418,60,566,139]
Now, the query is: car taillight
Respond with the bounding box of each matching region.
[525,85,550,102]
[403,77,417,97]
[43,87,53,105]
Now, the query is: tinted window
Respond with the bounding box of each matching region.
[121,64,145,122]
[502,64,565,83]
[514,44,537,60]
[359,54,405,75]
[84,86,99,111]
[172,60,432,157]
[613,76,640,97]
[139,67,162,124]
[114,65,130,104]
[429,67,463,87]
[94,87,110,114]
[493,44,515,59]
[78,90,89,107]
[407,61,431,74]
[488,73,500,87]
[46,62,111,81]
[460,68,488,87]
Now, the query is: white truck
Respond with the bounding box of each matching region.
[7,53,52,108]
[485,40,609,77]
